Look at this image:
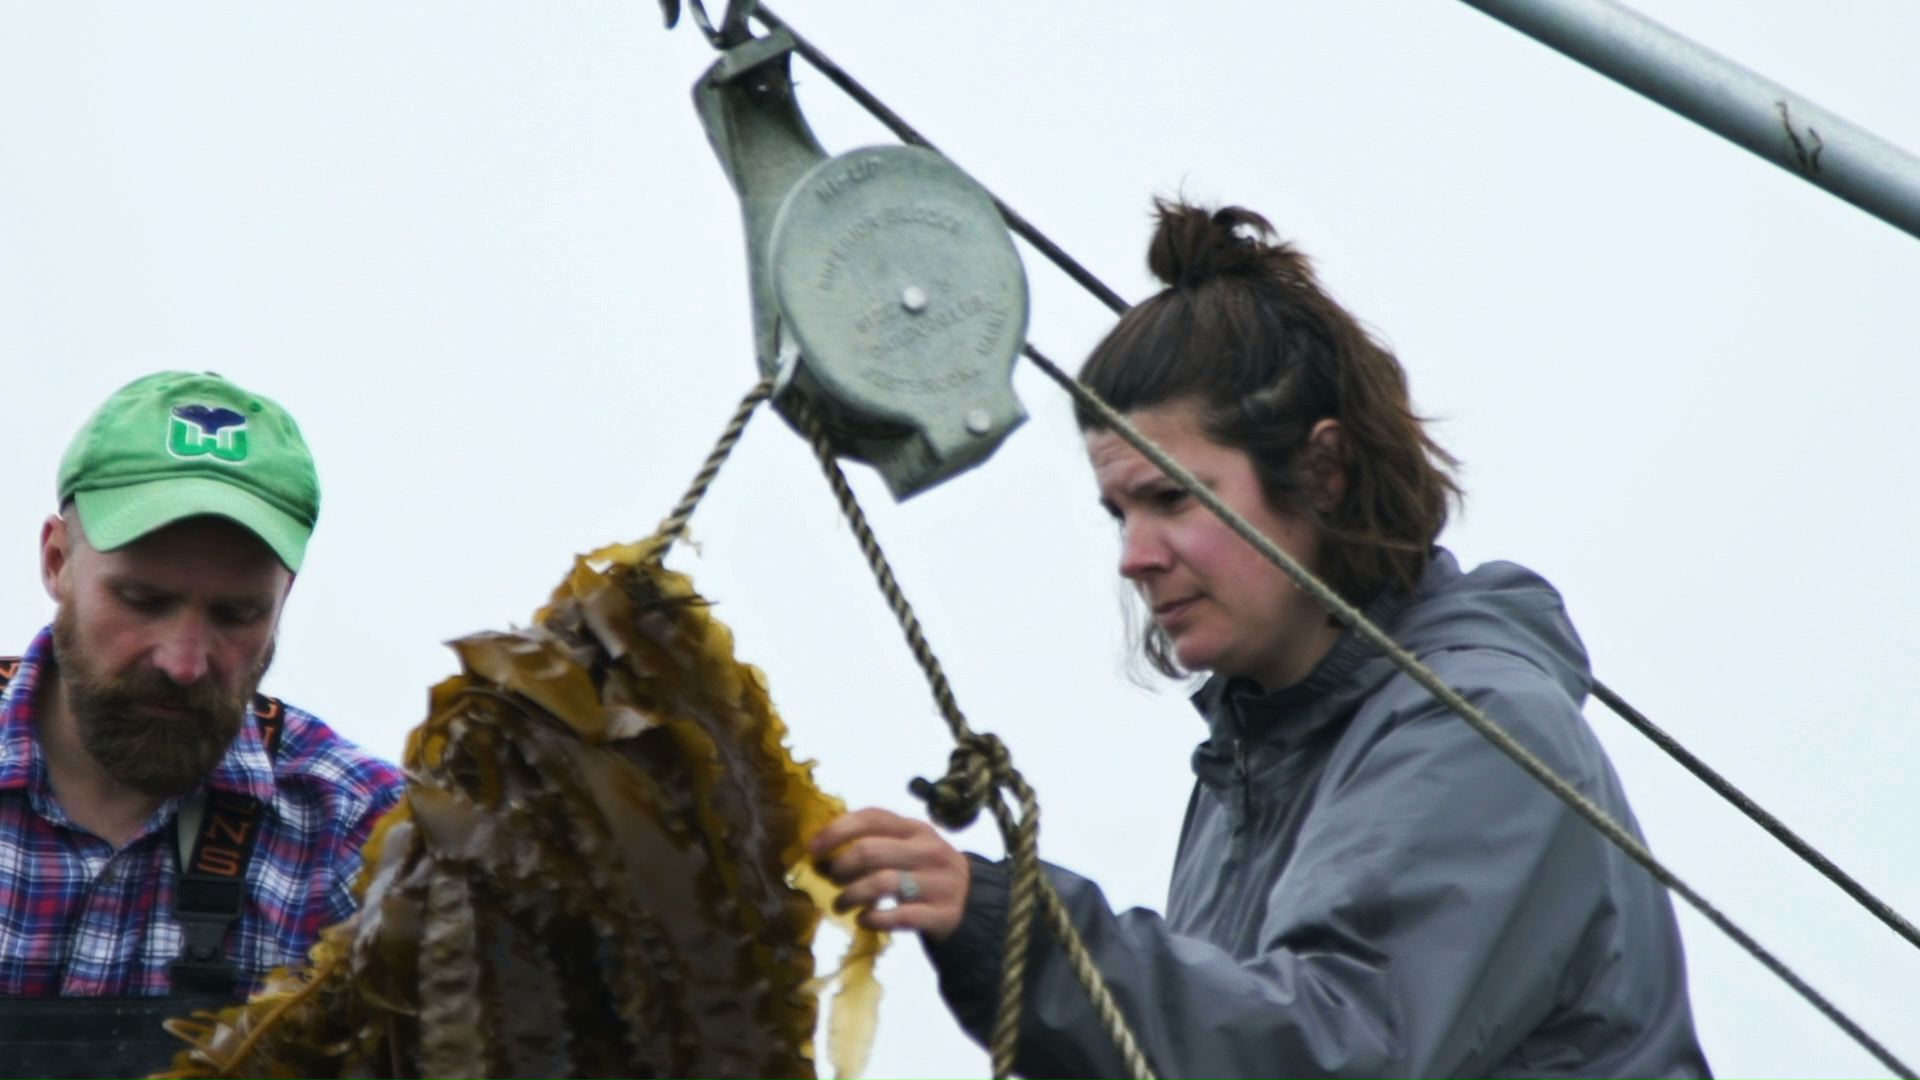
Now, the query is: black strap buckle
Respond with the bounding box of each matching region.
[168,910,241,994]
[172,854,248,995]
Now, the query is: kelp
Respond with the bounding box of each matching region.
[160,539,886,1078]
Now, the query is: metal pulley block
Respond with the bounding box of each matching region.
[694,30,1029,499]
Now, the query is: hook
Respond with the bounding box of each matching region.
[661,0,759,49]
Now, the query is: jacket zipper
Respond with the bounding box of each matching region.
[1232,715,1253,827]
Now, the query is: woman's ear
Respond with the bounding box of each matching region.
[1306,419,1347,513]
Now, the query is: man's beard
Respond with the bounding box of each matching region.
[51,607,270,799]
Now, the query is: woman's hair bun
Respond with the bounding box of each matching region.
[1146,198,1309,289]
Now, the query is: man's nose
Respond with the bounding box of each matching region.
[151,615,212,686]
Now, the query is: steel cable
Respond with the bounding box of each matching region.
[1023,342,1912,1077]
[691,9,1917,1074]
[745,0,1920,974]
[750,5,1132,318]
[1593,679,1920,951]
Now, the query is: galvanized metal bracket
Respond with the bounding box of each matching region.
[694,29,1029,499]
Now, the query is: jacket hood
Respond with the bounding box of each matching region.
[1191,548,1592,760]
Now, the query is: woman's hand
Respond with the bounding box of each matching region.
[810,808,970,943]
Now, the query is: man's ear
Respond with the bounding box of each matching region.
[40,514,69,605]
[1306,418,1348,514]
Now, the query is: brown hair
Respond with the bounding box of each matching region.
[1078,199,1461,677]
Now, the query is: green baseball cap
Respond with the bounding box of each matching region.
[56,371,321,572]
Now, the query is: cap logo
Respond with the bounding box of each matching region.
[168,404,250,464]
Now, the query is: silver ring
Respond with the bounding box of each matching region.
[897,869,921,904]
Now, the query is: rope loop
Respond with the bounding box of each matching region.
[910,732,1014,830]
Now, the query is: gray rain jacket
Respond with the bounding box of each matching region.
[927,551,1710,1077]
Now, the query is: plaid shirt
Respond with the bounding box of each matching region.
[0,628,405,997]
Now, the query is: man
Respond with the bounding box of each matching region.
[0,371,404,1074]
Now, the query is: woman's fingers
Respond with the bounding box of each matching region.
[819,836,926,888]
[857,890,966,935]
[809,807,922,861]
[811,807,971,942]
[832,859,954,905]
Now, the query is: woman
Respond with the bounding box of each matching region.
[811,201,1710,1077]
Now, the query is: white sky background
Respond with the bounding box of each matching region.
[3,2,1918,1075]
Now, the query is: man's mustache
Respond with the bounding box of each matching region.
[92,667,237,719]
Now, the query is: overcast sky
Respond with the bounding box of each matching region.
[3,3,1918,1076]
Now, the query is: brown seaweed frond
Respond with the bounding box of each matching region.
[159,541,885,1078]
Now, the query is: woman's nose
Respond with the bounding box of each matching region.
[1118,522,1171,580]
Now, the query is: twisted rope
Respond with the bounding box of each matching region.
[1023,343,1916,1080]
[792,402,1155,1080]
[651,374,776,560]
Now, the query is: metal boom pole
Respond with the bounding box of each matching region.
[1458,0,1920,241]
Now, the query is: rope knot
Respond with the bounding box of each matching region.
[909,732,1013,830]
